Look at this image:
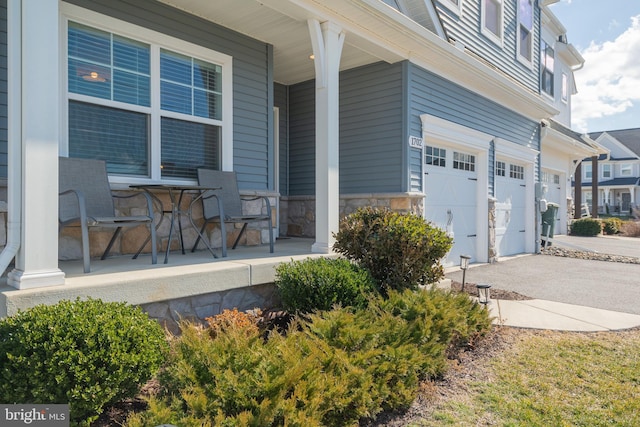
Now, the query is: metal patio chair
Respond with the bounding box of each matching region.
[59,157,157,273]
[191,169,274,257]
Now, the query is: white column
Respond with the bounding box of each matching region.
[308,20,344,253]
[7,0,65,288]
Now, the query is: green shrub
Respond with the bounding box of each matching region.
[128,289,492,426]
[570,217,602,236]
[602,217,623,235]
[0,298,168,426]
[333,207,453,294]
[275,257,377,313]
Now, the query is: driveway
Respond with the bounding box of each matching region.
[445,235,640,315]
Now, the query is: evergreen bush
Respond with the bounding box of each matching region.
[570,217,602,236]
[0,298,168,426]
[602,217,623,235]
[333,207,453,294]
[275,257,377,313]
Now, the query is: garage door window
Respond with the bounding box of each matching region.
[510,164,524,180]
[496,161,506,177]
[425,146,446,167]
[453,151,475,172]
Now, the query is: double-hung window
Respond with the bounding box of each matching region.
[517,0,534,66]
[64,6,232,182]
[541,40,555,97]
[482,0,503,46]
[602,164,612,179]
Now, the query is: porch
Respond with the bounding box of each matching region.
[0,237,325,325]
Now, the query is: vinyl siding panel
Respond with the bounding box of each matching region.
[408,62,540,195]
[339,62,404,193]
[0,0,6,178]
[67,0,272,190]
[435,0,539,93]
[287,79,315,196]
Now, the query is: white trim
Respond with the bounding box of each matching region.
[440,0,463,17]
[60,3,234,183]
[481,0,504,47]
[516,0,534,68]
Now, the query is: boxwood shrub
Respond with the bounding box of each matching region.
[275,257,377,313]
[570,217,602,236]
[0,298,168,426]
[333,207,453,294]
[602,217,623,235]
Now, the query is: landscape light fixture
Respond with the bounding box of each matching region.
[459,255,471,292]
[476,283,492,305]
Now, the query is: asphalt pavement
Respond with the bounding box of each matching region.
[445,235,640,317]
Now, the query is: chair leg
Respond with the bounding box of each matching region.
[232,223,248,250]
[80,223,91,274]
[102,227,122,260]
[150,222,157,265]
[191,220,209,253]
[267,217,274,253]
[220,219,228,257]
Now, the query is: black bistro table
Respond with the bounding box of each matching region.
[130,184,221,264]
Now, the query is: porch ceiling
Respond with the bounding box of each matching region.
[159,0,395,85]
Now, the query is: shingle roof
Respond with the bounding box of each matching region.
[572,177,640,187]
[589,128,640,157]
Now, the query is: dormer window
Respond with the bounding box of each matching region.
[517,0,534,66]
[482,0,503,46]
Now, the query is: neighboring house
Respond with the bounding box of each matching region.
[576,129,640,216]
[0,0,591,312]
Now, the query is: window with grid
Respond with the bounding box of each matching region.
[517,0,533,64]
[602,164,611,179]
[453,151,475,172]
[541,40,555,97]
[553,174,560,185]
[482,0,503,45]
[584,163,592,180]
[496,161,506,177]
[66,19,226,180]
[425,146,446,167]
[509,164,524,180]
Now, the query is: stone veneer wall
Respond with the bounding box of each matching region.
[58,189,278,261]
[281,192,426,237]
[140,282,279,335]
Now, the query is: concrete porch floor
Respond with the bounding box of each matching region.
[0,237,328,317]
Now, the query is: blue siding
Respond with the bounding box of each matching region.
[67,0,272,190]
[435,0,540,93]
[0,0,6,178]
[287,80,315,196]
[408,62,540,195]
[340,62,404,193]
[287,62,406,196]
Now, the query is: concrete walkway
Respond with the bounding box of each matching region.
[447,234,640,332]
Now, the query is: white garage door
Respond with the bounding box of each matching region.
[495,161,527,257]
[424,146,478,267]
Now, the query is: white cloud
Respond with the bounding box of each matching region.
[572,15,640,131]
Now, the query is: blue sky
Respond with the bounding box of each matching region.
[550,0,640,133]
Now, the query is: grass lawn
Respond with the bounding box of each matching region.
[416,327,640,426]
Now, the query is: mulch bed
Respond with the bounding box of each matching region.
[450,280,532,301]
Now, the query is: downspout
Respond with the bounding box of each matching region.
[0,0,23,276]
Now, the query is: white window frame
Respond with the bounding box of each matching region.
[620,163,632,177]
[561,72,568,103]
[602,164,611,179]
[541,39,555,98]
[584,163,592,180]
[441,0,463,16]
[516,0,534,67]
[60,3,234,185]
[481,0,504,47]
